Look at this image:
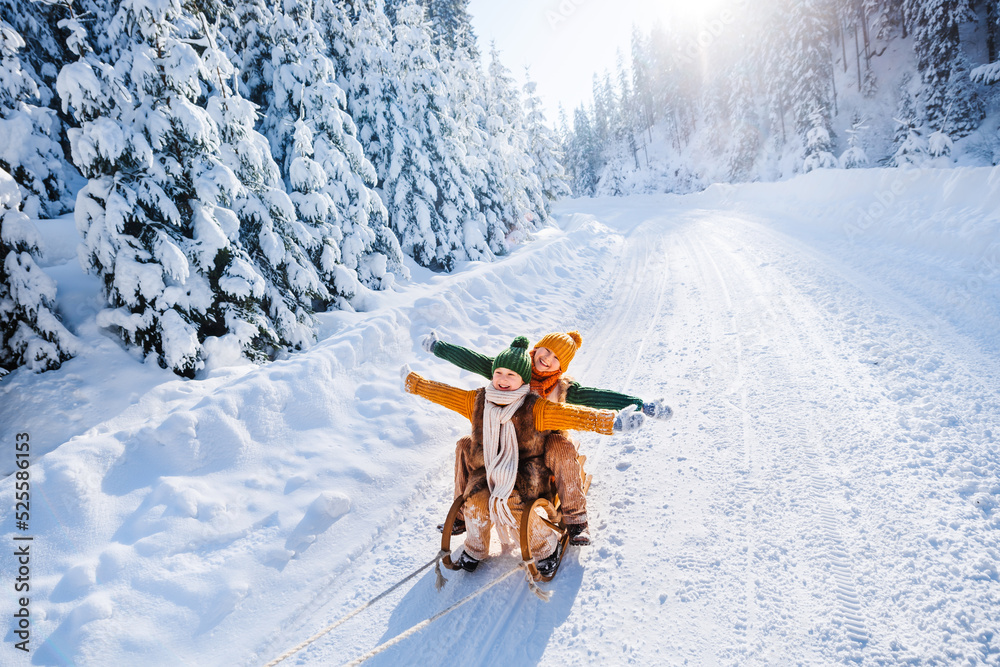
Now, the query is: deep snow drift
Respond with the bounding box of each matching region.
[1,167,998,666]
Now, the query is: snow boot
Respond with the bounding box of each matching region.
[536,544,562,578]
[567,522,591,546]
[437,517,466,535]
[456,550,480,572]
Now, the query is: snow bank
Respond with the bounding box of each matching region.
[699,167,1000,260]
[0,213,622,665]
[696,166,1000,351]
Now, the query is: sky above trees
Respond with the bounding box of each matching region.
[467,0,724,121]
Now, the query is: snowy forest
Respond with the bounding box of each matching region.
[560,0,1000,195]
[0,0,569,378]
[5,0,1000,380]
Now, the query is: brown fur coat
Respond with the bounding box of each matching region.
[462,388,555,503]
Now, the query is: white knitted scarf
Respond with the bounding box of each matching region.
[482,383,530,544]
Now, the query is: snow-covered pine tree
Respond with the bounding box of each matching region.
[941,50,983,137]
[266,0,404,304]
[200,16,324,353]
[787,0,837,170]
[753,1,795,147]
[0,19,74,218]
[698,75,730,175]
[888,73,927,165]
[359,2,486,270]
[409,0,477,55]
[0,0,71,100]
[220,0,276,110]
[803,109,839,171]
[906,0,976,134]
[630,26,655,143]
[591,72,611,149]
[437,40,505,253]
[971,0,1000,84]
[58,1,314,375]
[615,51,643,170]
[649,21,691,150]
[321,0,388,146]
[522,72,571,209]
[866,0,907,40]
[478,44,546,243]
[0,168,79,375]
[568,105,601,195]
[927,127,954,157]
[892,116,927,165]
[728,66,761,181]
[839,112,870,167]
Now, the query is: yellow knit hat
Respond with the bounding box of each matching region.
[533,331,582,371]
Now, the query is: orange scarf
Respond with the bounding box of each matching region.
[529,349,563,398]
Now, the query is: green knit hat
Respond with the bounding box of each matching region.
[492,336,532,384]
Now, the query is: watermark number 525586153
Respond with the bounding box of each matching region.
[13,432,33,653]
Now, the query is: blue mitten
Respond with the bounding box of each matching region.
[613,405,645,433]
[421,331,439,353]
[642,398,673,420]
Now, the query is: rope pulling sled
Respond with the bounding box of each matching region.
[263,456,591,666]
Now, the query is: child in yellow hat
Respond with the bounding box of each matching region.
[402,336,645,574]
[422,330,671,546]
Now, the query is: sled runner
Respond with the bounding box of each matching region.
[439,455,591,582]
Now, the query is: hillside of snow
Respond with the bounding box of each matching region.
[1,166,998,665]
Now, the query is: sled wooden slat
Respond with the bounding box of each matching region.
[519,497,571,582]
[439,495,467,570]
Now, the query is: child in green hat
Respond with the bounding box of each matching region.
[402,336,644,574]
[422,330,671,545]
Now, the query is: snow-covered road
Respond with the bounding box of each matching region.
[265,178,999,665]
[2,169,998,666]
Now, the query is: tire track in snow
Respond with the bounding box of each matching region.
[684,217,876,662]
[675,226,761,665]
[715,214,1000,663]
[715,219,876,656]
[794,419,870,646]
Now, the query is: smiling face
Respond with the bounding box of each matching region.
[492,367,525,391]
[532,347,561,373]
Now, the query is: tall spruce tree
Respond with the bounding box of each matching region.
[411,0,478,55]
[522,73,571,209]
[202,17,323,353]
[480,44,546,242]
[58,0,310,375]
[266,0,404,303]
[787,0,837,167]
[728,66,761,181]
[221,0,276,110]
[907,0,978,135]
[569,105,601,195]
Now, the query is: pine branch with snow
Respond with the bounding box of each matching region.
[0,19,74,218]
[0,169,79,374]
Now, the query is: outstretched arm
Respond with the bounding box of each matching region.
[532,399,645,436]
[566,382,673,420]
[565,382,644,411]
[404,371,477,422]
[423,332,495,380]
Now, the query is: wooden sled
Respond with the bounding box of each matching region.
[440,455,591,582]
